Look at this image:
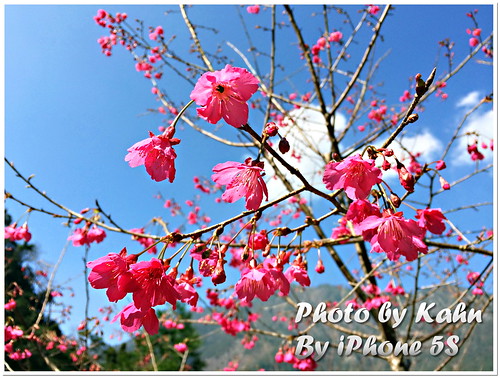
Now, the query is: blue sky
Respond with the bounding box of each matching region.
[5,4,494,342]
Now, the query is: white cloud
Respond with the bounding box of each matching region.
[456,91,482,108]
[386,129,443,162]
[265,108,347,200]
[451,109,494,165]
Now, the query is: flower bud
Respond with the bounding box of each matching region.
[435,160,446,170]
[390,192,401,208]
[315,259,325,274]
[439,176,450,190]
[211,258,226,285]
[407,113,419,123]
[396,161,415,193]
[278,137,290,154]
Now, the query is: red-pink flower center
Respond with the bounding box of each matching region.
[381,217,404,241]
[213,83,231,100]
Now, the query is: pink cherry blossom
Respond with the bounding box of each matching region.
[322,154,382,200]
[367,5,380,15]
[345,199,381,229]
[469,37,479,47]
[212,158,268,210]
[68,228,89,247]
[284,257,310,287]
[4,299,16,311]
[328,31,343,43]
[87,248,139,302]
[14,223,32,242]
[415,208,447,235]
[174,342,188,353]
[248,230,269,250]
[129,258,180,310]
[125,127,180,183]
[112,303,159,335]
[246,5,260,14]
[357,210,428,262]
[235,265,289,303]
[86,226,107,244]
[190,64,259,128]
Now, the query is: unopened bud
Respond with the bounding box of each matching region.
[396,161,415,193]
[415,73,426,96]
[390,192,401,208]
[278,137,290,154]
[440,176,450,190]
[435,160,447,170]
[407,113,419,123]
[242,246,250,261]
[315,259,325,274]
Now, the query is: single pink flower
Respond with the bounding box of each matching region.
[322,154,382,200]
[248,230,269,250]
[190,64,259,128]
[112,303,159,335]
[367,5,380,15]
[328,31,343,43]
[125,127,180,183]
[87,248,139,302]
[129,258,180,310]
[246,5,260,14]
[284,258,310,287]
[212,158,268,210]
[345,199,381,229]
[466,271,481,285]
[175,282,199,306]
[357,210,428,262]
[68,228,89,247]
[174,342,188,353]
[235,265,289,303]
[4,299,16,311]
[469,37,479,47]
[415,208,447,235]
[4,224,17,240]
[86,226,106,244]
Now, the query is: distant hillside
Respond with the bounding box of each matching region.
[193,284,493,372]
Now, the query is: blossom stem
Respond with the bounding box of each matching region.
[137,235,170,257]
[173,240,194,270]
[167,99,195,132]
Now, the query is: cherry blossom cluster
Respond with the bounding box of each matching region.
[5,223,32,243]
[274,345,317,371]
[67,208,107,247]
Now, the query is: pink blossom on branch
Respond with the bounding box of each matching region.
[129,258,180,310]
[212,158,268,211]
[235,264,289,303]
[415,208,447,235]
[87,247,139,302]
[125,126,180,182]
[322,154,382,200]
[246,5,260,14]
[112,303,159,335]
[190,64,259,128]
[357,210,428,262]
